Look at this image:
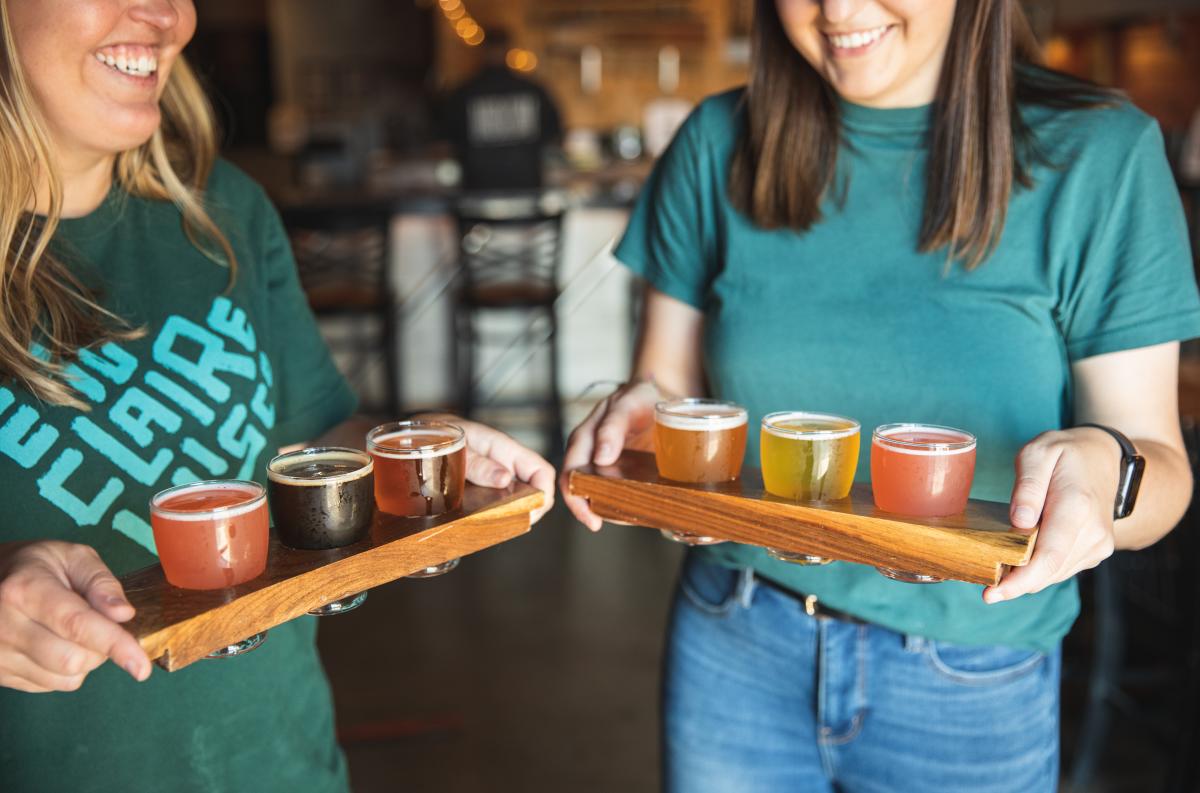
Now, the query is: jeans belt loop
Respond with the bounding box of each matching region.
[737,567,758,609]
[804,594,819,617]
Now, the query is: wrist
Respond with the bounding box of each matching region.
[1073,423,1145,520]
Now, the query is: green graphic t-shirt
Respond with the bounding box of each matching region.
[0,161,356,792]
[615,84,1200,653]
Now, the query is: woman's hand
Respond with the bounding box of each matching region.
[559,380,662,531]
[0,541,152,693]
[416,414,556,523]
[984,428,1121,604]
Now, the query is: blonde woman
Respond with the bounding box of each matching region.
[0,2,554,791]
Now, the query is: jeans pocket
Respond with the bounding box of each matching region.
[678,554,743,617]
[925,640,1046,686]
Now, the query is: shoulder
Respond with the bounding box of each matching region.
[1019,69,1163,172]
[204,158,275,216]
[682,87,745,144]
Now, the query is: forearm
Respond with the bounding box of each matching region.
[1113,436,1192,551]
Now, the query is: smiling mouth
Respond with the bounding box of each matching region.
[93,46,158,79]
[823,25,895,55]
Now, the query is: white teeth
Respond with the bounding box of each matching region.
[95,50,158,77]
[829,25,889,51]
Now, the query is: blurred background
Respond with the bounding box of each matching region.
[188,1,1200,790]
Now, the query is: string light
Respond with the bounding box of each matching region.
[505,48,538,72]
[437,0,485,47]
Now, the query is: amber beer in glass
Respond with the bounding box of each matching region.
[760,412,860,566]
[870,423,977,583]
[653,399,747,546]
[150,480,269,590]
[653,399,748,483]
[366,421,467,517]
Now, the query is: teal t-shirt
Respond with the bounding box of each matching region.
[615,85,1200,653]
[0,161,357,792]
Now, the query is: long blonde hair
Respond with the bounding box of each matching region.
[0,2,235,409]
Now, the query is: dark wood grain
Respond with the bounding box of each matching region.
[568,451,1034,586]
[120,483,544,670]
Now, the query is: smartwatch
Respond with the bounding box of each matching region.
[1076,423,1146,520]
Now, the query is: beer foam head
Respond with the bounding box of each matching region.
[872,423,976,455]
[367,423,467,459]
[151,480,266,521]
[268,447,373,486]
[762,411,860,440]
[655,399,747,431]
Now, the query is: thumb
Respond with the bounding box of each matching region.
[466,452,514,489]
[63,546,135,623]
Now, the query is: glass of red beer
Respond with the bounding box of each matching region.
[653,398,748,546]
[366,420,467,577]
[150,480,270,656]
[870,423,977,583]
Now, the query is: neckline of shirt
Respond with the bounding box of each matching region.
[838,98,932,144]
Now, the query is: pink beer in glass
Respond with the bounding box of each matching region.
[150,480,269,590]
[870,424,977,518]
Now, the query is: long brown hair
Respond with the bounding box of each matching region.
[730,0,1118,269]
[0,1,235,409]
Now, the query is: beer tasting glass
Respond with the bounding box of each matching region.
[366,420,467,577]
[653,398,748,545]
[268,447,375,615]
[760,411,860,566]
[870,423,977,583]
[150,480,270,656]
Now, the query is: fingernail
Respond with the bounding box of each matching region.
[595,444,612,462]
[985,589,1005,604]
[105,595,127,608]
[1013,506,1035,526]
[124,660,147,681]
[492,472,510,487]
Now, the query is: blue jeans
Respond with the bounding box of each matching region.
[663,552,1061,793]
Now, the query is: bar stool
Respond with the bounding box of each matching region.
[281,204,399,416]
[452,192,566,461]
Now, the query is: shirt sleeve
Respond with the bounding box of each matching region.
[614,107,717,309]
[258,204,358,446]
[1058,117,1200,361]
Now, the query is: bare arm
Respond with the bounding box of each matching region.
[987,342,1191,602]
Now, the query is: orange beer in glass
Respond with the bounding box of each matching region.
[653,398,748,483]
[366,421,466,517]
[653,399,747,546]
[760,412,860,566]
[150,480,269,590]
[367,420,467,577]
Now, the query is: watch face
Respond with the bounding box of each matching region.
[1115,454,1146,520]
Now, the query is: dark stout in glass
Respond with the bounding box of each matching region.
[366,421,467,517]
[267,448,375,549]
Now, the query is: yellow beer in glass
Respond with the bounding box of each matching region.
[760,411,860,566]
[760,412,861,501]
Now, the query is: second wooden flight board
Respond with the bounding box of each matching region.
[568,451,1035,586]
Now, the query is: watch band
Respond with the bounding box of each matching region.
[1075,423,1146,520]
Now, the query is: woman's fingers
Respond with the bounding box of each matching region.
[0,646,87,693]
[64,545,136,623]
[9,612,106,682]
[1008,436,1062,530]
[17,569,150,682]
[465,450,514,489]
[561,403,609,531]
